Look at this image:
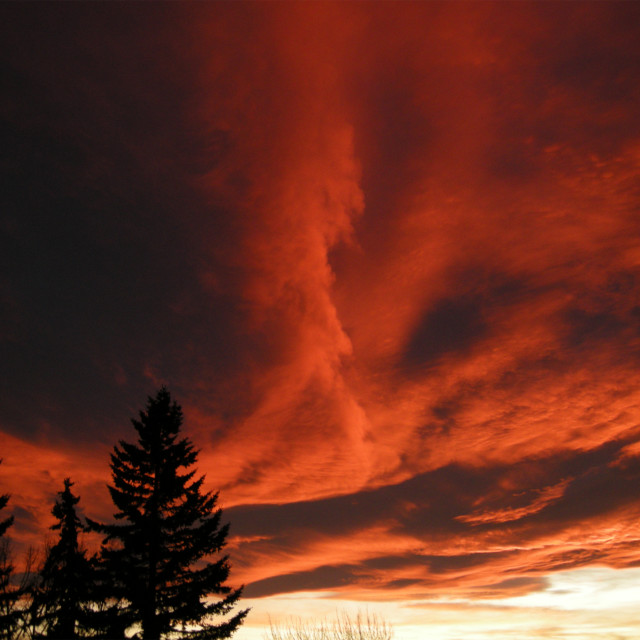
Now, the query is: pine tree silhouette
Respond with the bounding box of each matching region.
[30,478,92,638]
[89,388,248,639]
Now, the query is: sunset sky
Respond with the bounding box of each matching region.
[2,2,640,638]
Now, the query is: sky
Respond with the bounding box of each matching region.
[2,2,640,638]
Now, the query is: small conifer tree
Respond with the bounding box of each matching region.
[89,387,248,639]
[30,478,91,638]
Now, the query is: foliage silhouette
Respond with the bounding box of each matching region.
[0,459,19,640]
[29,478,92,639]
[88,387,248,639]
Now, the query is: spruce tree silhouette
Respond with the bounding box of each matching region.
[30,478,92,638]
[89,388,248,640]
[0,459,18,640]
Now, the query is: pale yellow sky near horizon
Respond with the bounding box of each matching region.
[234,566,640,640]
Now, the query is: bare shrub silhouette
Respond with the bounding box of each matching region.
[266,611,393,640]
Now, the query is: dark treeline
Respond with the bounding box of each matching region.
[0,388,248,640]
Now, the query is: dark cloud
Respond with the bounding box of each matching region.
[228,464,495,546]
[470,576,550,599]
[229,436,640,596]
[402,273,530,371]
[10,505,40,536]
[404,294,488,368]
[562,305,640,354]
[245,564,358,599]
[538,4,640,106]
[0,3,257,442]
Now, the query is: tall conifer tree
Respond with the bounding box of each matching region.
[31,478,91,638]
[90,388,247,640]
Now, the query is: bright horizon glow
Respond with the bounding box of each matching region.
[234,567,640,640]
